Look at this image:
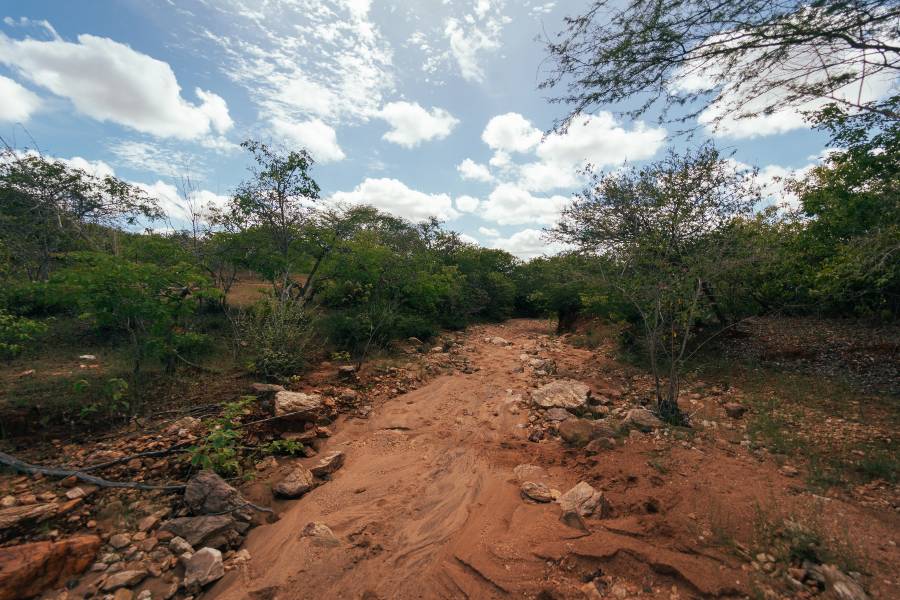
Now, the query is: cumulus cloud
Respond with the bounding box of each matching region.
[378,101,459,148]
[482,113,542,153]
[478,226,499,237]
[489,228,570,259]
[479,183,570,226]
[0,32,232,139]
[109,140,206,179]
[59,156,116,178]
[457,158,493,182]
[270,118,346,163]
[0,75,41,122]
[456,194,481,212]
[331,178,459,222]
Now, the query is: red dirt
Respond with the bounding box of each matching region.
[212,320,900,600]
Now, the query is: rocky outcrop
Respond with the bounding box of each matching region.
[159,515,246,550]
[0,535,100,600]
[184,470,251,520]
[559,482,611,518]
[184,547,224,593]
[531,380,590,410]
[310,451,345,477]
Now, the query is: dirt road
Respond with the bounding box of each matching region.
[212,320,899,600]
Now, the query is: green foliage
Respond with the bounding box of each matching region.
[261,439,304,456]
[189,397,253,476]
[0,309,47,361]
[48,252,217,373]
[72,377,130,420]
[233,296,316,378]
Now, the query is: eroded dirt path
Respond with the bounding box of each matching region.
[212,320,900,600]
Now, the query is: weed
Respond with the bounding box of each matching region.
[189,396,254,476]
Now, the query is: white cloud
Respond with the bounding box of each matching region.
[479,183,570,225]
[137,180,229,224]
[0,32,232,139]
[109,140,206,178]
[671,33,898,139]
[535,113,666,170]
[456,194,481,212]
[459,233,480,245]
[517,161,579,193]
[331,178,458,222]
[378,101,459,148]
[489,228,569,259]
[478,226,499,237]
[270,117,346,162]
[728,158,818,209]
[457,158,493,182]
[443,1,509,82]
[59,156,116,178]
[206,0,393,128]
[0,75,40,122]
[482,113,542,153]
[489,150,512,169]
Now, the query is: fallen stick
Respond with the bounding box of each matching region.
[0,451,186,492]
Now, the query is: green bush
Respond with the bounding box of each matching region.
[0,309,47,361]
[233,296,316,378]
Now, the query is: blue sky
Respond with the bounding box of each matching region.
[0,0,849,258]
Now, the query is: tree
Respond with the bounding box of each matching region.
[224,140,320,298]
[0,146,160,281]
[553,146,760,421]
[541,0,900,131]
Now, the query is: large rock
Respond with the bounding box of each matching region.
[184,471,250,520]
[558,419,594,447]
[301,522,340,546]
[544,407,572,422]
[183,547,224,592]
[810,564,869,600]
[310,451,345,477]
[531,380,591,410]
[274,391,326,421]
[101,569,148,592]
[520,482,553,503]
[623,408,663,430]
[0,535,101,600]
[273,466,315,498]
[558,482,611,518]
[159,515,244,550]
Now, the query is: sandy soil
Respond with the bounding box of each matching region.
[211,320,899,600]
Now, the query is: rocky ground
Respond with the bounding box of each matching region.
[1,319,898,600]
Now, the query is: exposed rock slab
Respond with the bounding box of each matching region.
[0,535,100,600]
[273,466,315,498]
[274,391,326,421]
[531,379,590,410]
[184,547,224,592]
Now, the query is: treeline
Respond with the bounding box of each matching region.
[0,141,522,381]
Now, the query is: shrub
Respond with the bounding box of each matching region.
[0,309,47,361]
[233,296,317,378]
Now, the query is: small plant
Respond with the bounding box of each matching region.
[0,309,47,361]
[261,439,304,456]
[73,377,130,420]
[189,396,254,476]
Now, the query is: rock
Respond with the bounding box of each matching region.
[168,536,194,556]
[723,402,747,418]
[558,482,611,518]
[184,471,251,520]
[585,438,615,454]
[183,547,224,592]
[0,496,15,508]
[623,408,663,430]
[521,482,553,503]
[250,382,285,394]
[558,419,595,447]
[108,533,131,549]
[780,465,800,477]
[810,564,869,600]
[159,515,242,550]
[274,391,327,421]
[0,502,58,529]
[337,365,357,381]
[544,407,572,422]
[527,429,544,442]
[113,589,133,600]
[560,509,590,533]
[531,379,591,410]
[301,522,340,546]
[64,487,88,500]
[489,337,510,346]
[310,451,345,477]
[101,569,148,591]
[273,466,315,498]
[138,515,159,532]
[136,590,152,600]
[0,535,101,600]
[513,464,549,484]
